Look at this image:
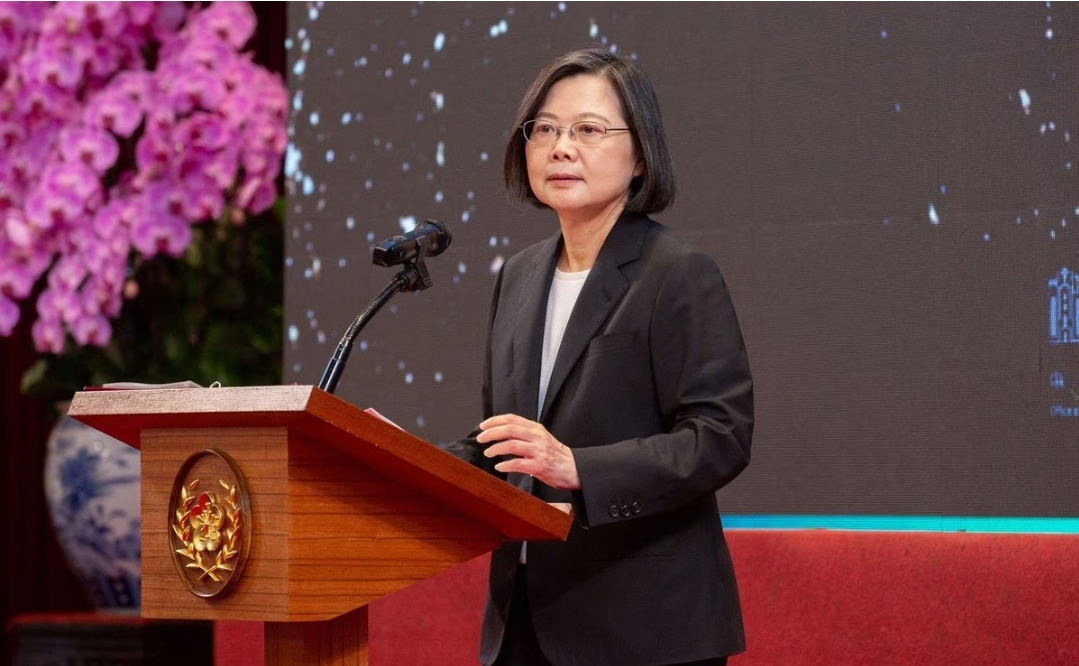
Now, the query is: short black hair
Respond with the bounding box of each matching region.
[503,46,676,214]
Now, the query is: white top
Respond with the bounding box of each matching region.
[537,267,590,416]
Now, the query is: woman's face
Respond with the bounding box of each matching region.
[525,74,643,223]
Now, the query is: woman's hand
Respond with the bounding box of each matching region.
[478,413,581,490]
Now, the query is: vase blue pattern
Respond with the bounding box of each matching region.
[43,412,141,610]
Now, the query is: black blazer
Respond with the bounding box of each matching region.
[446,212,754,666]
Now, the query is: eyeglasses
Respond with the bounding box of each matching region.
[521,119,632,147]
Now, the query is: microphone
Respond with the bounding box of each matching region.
[372,219,452,267]
[318,219,451,394]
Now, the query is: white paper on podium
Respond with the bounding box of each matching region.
[364,407,405,431]
[101,380,208,389]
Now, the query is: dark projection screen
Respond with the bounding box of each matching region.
[284,3,1079,520]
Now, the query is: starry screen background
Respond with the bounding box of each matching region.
[284,3,1079,518]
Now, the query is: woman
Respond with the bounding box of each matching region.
[444,46,753,666]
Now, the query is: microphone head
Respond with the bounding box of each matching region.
[371,219,453,267]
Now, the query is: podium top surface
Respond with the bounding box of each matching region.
[69,384,570,542]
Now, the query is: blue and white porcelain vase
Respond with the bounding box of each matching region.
[43,405,141,611]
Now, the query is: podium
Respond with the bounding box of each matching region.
[68,385,571,665]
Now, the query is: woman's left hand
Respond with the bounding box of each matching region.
[478,413,581,490]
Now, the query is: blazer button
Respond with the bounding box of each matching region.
[620,504,631,517]
[631,502,641,514]
[608,504,621,518]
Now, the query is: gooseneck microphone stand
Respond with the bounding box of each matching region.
[317,257,434,395]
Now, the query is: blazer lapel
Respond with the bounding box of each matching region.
[539,213,648,422]
[505,234,561,495]
[512,234,561,422]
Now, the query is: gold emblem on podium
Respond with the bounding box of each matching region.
[167,449,251,598]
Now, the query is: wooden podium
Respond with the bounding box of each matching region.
[68,385,571,665]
